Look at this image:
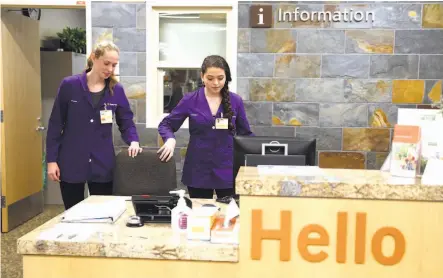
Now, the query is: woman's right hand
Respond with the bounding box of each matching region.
[47,162,61,182]
[157,138,176,162]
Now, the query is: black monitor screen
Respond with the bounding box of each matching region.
[233,135,316,185]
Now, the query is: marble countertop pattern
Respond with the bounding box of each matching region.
[235,166,443,201]
[17,196,238,262]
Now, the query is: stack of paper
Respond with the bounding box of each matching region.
[61,199,126,223]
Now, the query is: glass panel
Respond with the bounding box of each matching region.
[159,13,227,64]
[161,68,201,113]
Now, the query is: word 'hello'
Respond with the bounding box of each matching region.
[251,210,406,265]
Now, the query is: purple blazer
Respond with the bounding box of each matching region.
[46,71,139,183]
[158,87,254,189]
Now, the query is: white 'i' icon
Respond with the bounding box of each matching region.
[258,8,264,25]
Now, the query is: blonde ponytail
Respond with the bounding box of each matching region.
[86,54,94,71]
[86,41,120,95]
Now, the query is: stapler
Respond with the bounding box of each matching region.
[131,194,192,224]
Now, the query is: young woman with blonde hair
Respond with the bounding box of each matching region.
[46,41,142,209]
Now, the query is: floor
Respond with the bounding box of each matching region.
[1,205,65,278]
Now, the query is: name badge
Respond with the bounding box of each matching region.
[100,110,113,124]
[215,118,229,130]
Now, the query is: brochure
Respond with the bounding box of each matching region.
[397,108,443,175]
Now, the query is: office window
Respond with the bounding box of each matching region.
[146,4,237,128]
[159,13,226,65]
[161,68,200,113]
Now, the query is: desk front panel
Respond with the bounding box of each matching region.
[239,196,443,278]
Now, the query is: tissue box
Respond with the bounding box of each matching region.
[210,216,240,244]
[187,207,219,241]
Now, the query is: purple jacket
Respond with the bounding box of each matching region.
[46,71,139,183]
[158,87,254,189]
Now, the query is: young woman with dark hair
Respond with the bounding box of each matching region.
[158,55,254,199]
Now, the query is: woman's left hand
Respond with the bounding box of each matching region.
[128,141,143,158]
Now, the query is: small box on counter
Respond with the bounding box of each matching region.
[187,206,219,241]
[210,216,239,245]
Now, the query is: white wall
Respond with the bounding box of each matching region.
[40,9,86,48]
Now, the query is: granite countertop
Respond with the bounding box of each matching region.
[17,196,238,262]
[235,166,443,201]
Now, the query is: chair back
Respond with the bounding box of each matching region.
[113,148,177,196]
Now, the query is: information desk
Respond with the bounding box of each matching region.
[18,167,443,278]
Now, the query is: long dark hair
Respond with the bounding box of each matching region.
[201,55,234,132]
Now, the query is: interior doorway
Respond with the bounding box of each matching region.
[0,3,86,233]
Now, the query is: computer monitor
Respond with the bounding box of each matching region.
[233,135,317,184]
[244,154,306,167]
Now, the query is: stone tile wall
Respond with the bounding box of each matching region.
[238,1,443,170]
[90,1,443,183]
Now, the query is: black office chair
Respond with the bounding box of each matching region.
[112,148,177,196]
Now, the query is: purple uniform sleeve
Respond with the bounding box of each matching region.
[158,94,190,142]
[115,85,139,145]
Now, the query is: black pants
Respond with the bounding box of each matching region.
[60,181,113,210]
[187,186,235,199]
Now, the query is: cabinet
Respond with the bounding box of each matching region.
[41,51,86,98]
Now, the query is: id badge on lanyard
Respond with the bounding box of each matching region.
[215,112,228,129]
[100,103,113,124]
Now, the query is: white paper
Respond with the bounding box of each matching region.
[37,223,97,241]
[61,199,126,223]
[421,158,443,186]
[257,165,322,176]
[224,199,240,228]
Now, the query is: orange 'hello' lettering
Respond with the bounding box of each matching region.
[250,210,406,266]
[298,224,329,262]
[251,209,291,261]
